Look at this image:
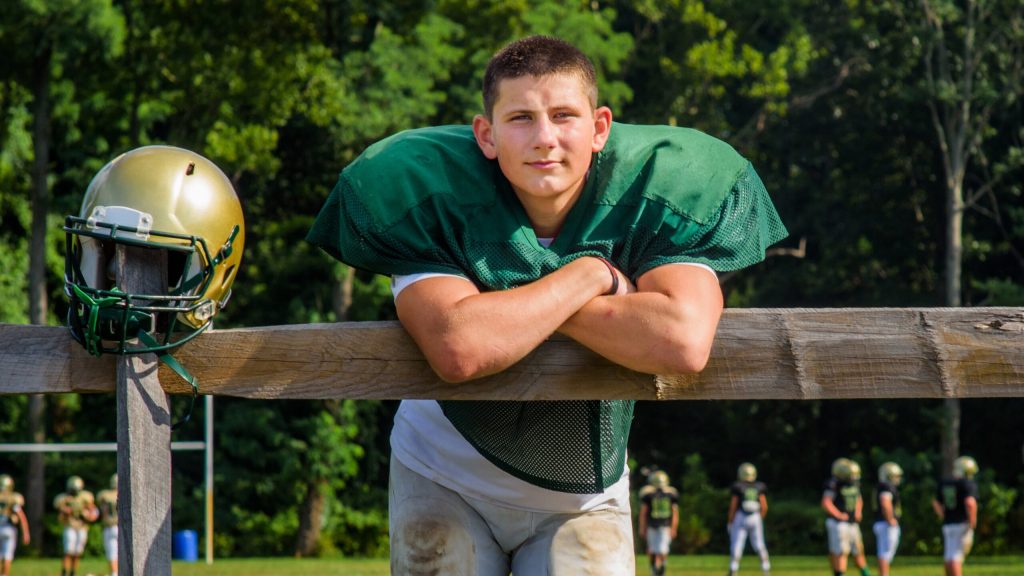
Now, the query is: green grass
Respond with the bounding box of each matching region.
[7,555,1023,575]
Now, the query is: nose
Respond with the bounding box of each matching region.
[533,116,557,149]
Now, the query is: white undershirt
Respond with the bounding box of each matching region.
[389,248,716,512]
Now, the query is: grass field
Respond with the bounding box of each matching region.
[7,555,1024,575]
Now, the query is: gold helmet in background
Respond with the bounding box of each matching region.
[64,145,244,356]
[878,462,904,485]
[953,456,979,480]
[737,462,757,482]
[66,475,84,495]
[648,470,669,489]
[0,474,13,493]
[832,457,861,482]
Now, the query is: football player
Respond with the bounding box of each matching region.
[0,474,30,576]
[308,34,787,575]
[822,458,870,576]
[53,476,98,576]
[727,462,770,576]
[932,456,979,576]
[638,470,679,576]
[97,474,119,576]
[872,462,903,576]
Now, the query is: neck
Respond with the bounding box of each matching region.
[517,181,585,239]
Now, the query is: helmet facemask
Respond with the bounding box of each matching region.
[64,210,240,356]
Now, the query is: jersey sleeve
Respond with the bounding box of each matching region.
[306,126,502,280]
[633,163,788,277]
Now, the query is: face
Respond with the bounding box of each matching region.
[473,73,611,216]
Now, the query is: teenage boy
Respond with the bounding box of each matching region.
[308,35,787,575]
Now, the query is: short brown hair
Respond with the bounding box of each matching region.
[482,36,598,118]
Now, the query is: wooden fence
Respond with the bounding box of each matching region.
[0,249,1021,574]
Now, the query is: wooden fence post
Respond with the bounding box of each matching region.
[115,245,172,575]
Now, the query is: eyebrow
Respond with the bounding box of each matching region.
[500,104,580,118]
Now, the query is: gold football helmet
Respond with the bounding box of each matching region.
[0,474,12,493]
[953,456,979,480]
[737,462,757,482]
[832,457,861,482]
[66,475,84,495]
[64,145,244,356]
[648,470,669,489]
[878,462,903,485]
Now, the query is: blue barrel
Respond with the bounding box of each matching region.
[172,529,198,562]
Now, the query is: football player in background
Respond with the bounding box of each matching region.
[97,474,119,576]
[932,456,980,576]
[54,476,98,576]
[0,474,30,576]
[822,458,870,576]
[872,462,903,576]
[727,462,770,576]
[638,470,679,576]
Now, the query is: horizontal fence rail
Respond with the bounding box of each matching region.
[2,307,1022,401]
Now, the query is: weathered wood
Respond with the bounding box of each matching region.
[115,245,172,576]
[1,307,1021,400]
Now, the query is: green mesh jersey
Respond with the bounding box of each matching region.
[308,122,787,493]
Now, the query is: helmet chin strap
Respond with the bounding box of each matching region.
[70,284,199,430]
[136,331,199,430]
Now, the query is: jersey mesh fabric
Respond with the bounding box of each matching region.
[440,399,634,493]
[308,123,787,493]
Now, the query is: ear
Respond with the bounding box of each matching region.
[472,114,498,160]
[592,106,613,152]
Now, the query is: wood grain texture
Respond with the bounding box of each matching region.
[114,246,172,576]
[2,307,1021,400]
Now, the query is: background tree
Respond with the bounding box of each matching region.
[913,0,1023,475]
[0,0,125,551]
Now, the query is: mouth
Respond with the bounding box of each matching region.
[528,160,562,169]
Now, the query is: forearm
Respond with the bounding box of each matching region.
[557,266,722,374]
[397,257,613,382]
[881,502,895,524]
[822,498,845,519]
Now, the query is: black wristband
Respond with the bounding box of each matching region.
[596,257,619,296]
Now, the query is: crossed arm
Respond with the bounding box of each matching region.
[394,256,724,382]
